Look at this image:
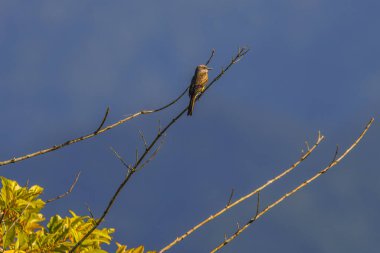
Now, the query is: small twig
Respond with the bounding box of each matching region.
[159,132,324,253]
[138,130,149,150]
[197,48,249,104]
[158,120,162,134]
[226,189,235,207]
[137,139,165,171]
[24,178,30,188]
[135,149,139,164]
[329,145,339,166]
[211,118,374,253]
[85,203,94,218]
[253,191,260,221]
[110,147,131,171]
[46,172,81,203]
[305,141,310,151]
[205,48,216,66]
[94,106,110,134]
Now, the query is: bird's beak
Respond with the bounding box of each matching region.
[207,67,213,70]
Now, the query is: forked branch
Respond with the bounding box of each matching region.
[69,48,248,252]
[211,118,374,253]
[159,132,324,253]
[0,50,217,168]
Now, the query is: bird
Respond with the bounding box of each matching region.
[187,64,212,116]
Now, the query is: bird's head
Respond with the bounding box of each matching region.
[196,64,213,73]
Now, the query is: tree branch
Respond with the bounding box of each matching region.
[94,106,110,134]
[0,48,219,168]
[159,132,324,253]
[69,48,248,252]
[211,118,374,253]
[46,172,81,203]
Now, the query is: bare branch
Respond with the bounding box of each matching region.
[85,203,94,218]
[46,172,81,203]
[329,145,339,166]
[110,147,131,171]
[137,139,165,171]
[211,118,374,253]
[305,141,310,151]
[205,48,216,66]
[94,106,110,134]
[226,189,235,207]
[69,48,249,253]
[0,49,220,168]
[159,133,324,253]
[138,129,149,150]
[253,191,261,221]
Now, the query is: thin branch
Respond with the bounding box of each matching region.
[94,106,110,134]
[137,139,165,171]
[159,133,324,253]
[139,130,149,150]
[305,141,310,151]
[70,108,187,253]
[85,203,94,218]
[329,145,339,166]
[226,189,235,207]
[211,118,374,253]
[46,172,81,203]
[253,191,260,221]
[0,44,206,169]
[205,49,216,66]
[110,147,130,170]
[200,48,249,100]
[69,48,249,253]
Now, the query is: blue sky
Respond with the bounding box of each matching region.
[1,1,379,252]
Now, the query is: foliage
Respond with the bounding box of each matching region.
[0,177,155,253]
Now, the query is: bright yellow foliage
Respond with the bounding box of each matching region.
[0,177,155,253]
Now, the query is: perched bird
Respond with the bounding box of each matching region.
[187,64,212,116]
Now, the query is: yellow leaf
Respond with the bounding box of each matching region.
[126,245,144,253]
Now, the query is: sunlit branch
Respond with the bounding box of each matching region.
[211,118,374,253]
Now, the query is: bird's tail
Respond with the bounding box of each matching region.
[187,95,196,116]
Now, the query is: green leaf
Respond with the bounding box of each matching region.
[3,224,16,249]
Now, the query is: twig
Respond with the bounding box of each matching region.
[205,49,216,66]
[305,141,310,151]
[159,133,324,253]
[85,203,94,218]
[226,189,235,207]
[200,48,249,100]
[69,48,248,253]
[329,145,339,166]
[211,118,374,253]
[70,108,187,253]
[110,147,130,170]
[94,106,110,134]
[137,139,165,171]
[253,191,260,221]
[46,172,81,203]
[139,130,149,150]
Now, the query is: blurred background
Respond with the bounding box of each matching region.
[0,1,379,252]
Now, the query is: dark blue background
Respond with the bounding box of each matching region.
[1,1,379,252]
